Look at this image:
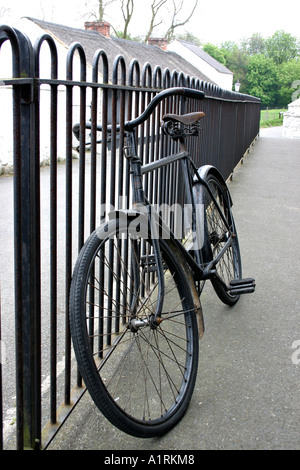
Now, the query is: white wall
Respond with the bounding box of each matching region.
[168,40,233,91]
[0,18,95,172]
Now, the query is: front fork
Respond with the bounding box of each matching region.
[147,207,165,328]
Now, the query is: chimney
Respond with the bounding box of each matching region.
[147,38,168,51]
[84,20,111,37]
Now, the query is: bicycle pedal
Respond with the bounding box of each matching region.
[228,278,256,295]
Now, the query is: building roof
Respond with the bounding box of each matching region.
[25,17,214,84]
[176,40,233,75]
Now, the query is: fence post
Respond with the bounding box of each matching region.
[0,26,42,450]
[16,29,41,451]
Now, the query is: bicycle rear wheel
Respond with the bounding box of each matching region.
[69,218,199,438]
[200,172,242,306]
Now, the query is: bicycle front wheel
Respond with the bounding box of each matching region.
[69,218,199,438]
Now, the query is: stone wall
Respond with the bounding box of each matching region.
[283,99,300,139]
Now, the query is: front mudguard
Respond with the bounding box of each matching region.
[108,208,205,339]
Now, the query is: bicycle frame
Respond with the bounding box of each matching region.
[75,86,238,321]
[119,122,237,324]
[123,126,234,280]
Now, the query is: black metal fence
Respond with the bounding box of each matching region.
[0,24,260,450]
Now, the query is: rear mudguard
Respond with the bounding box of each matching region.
[108,208,205,339]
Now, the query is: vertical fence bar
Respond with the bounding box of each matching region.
[65,58,74,408]
[0,25,23,451]
[8,27,42,450]
[49,59,59,427]
[18,35,42,452]
[77,48,87,389]
[11,39,24,453]
[65,42,87,400]
[92,51,109,357]
[34,33,59,427]
[77,51,87,254]
[49,79,59,423]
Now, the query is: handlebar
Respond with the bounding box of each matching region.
[124,87,205,131]
[73,87,205,140]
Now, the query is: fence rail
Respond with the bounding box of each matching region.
[0,24,260,450]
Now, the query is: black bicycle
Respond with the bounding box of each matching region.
[69,87,255,438]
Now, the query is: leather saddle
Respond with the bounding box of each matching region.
[162,112,205,125]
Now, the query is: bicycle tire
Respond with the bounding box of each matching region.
[69,218,199,438]
[200,172,242,306]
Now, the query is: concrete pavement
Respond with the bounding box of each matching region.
[46,126,300,450]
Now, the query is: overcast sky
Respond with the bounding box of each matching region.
[1,0,300,45]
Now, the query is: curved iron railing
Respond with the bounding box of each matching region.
[0,24,260,450]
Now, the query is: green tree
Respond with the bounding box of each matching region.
[176,30,300,105]
[266,30,300,65]
[221,42,249,90]
[203,43,226,65]
[277,59,300,107]
[241,33,266,55]
[244,54,278,107]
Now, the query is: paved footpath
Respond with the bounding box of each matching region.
[49,127,300,450]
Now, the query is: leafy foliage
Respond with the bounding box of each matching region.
[203,30,300,108]
[244,55,278,107]
[265,30,300,65]
[202,43,226,65]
